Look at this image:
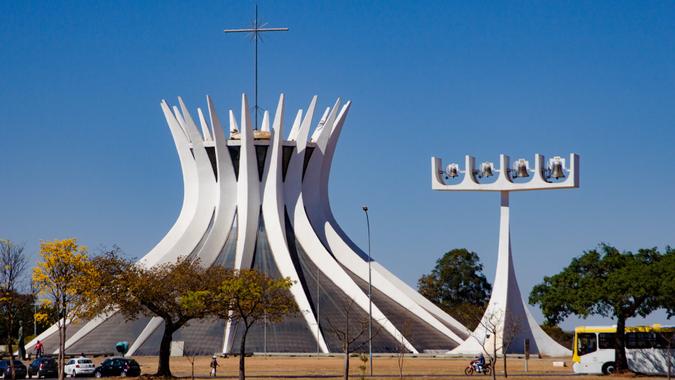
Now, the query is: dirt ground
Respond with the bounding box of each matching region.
[120,355,615,379]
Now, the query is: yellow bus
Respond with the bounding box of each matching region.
[573,324,674,375]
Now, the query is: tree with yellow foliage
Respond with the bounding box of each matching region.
[32,239,97,380]
[214,270,298,380]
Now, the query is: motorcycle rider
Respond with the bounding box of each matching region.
[472,353,485,373]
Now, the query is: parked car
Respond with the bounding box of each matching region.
[0,359,28,379]
[27,357,58,379]
[93,358,141,378]
[64,357,95,378]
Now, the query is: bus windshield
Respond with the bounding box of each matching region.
[577,333,597,356]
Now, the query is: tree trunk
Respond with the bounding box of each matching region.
[8,335,16,380]
[397,352,404,379]
[156,322,175,378]
[615,315,628,372]
[502,352,508,378]
[492,336,497,380]
[58,320,66,380]
[343,346,350,380]
[239,327,249,380]
[8,315,15,380]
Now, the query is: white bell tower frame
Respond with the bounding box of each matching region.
[431,153,579,356]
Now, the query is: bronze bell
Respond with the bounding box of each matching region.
[515,159,529,178]
[480,162,494,178]
[550,158,565,179]
[445,164,459,178]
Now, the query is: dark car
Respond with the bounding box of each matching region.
[27,357,58,379]
[0,359,28,379]
[93,358,141,378]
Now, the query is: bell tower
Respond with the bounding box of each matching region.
[431,153,579,356]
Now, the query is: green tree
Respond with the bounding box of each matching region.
[215,269,298,380]
[91,252,231,378]
[0,292,38,341]
[418,248,491,329]
[529,244,673,373]
[658,249,675,317]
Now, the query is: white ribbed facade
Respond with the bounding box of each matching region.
[26,94,470,355]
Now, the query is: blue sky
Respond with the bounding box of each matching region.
[1,1,673,330]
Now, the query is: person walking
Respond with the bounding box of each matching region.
[34,340,43,358]
[210,355,219,377]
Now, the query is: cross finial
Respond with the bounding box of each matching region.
[224,5,289,130]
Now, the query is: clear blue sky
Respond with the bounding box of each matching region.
[1,1,673,330]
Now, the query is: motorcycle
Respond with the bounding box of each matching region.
[464,360,492,376]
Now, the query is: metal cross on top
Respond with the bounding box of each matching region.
[224,5,289,130]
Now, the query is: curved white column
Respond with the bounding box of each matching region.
[172,105,190,140]
[141,99,218,267]
[284,98,417,354]
[194,96,237,267]
[224,95,272,353]
[197,107,213,142]
[287,109,303,141]
[137,101,200,267]
[147,98,217,265]
[283,96,316,204]
[234,94,260,270]
[261,95,329,353]
[302,99,341,230]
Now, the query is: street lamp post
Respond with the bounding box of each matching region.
[316,265,320,355]
[362,205,373,376]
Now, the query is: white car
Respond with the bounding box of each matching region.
[64,357,95,377]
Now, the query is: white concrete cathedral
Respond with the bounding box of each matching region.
[27,94,470,355]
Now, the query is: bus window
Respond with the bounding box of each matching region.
[653,332,675,349]
[626,332,652,349]
[598,333,616,349]
[577,333,597,356]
